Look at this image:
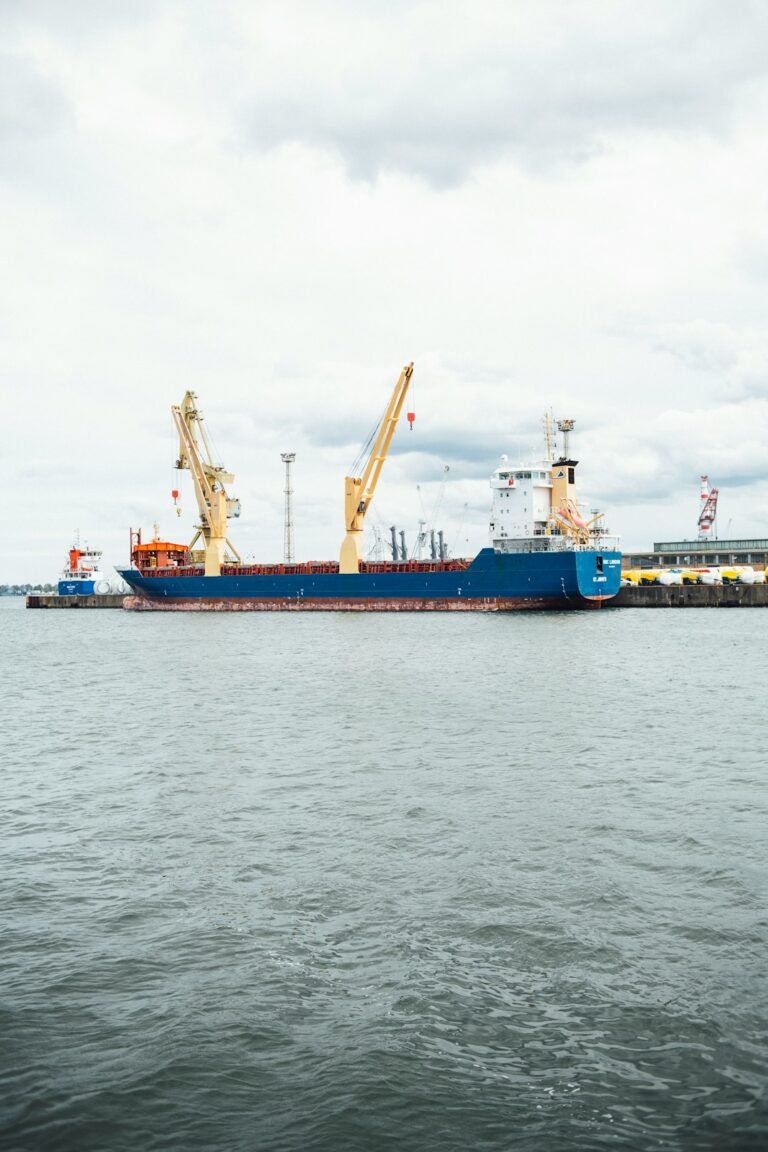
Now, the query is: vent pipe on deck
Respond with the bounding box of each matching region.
[390,526,398,562]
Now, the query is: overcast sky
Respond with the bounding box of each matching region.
[4,0,768,581]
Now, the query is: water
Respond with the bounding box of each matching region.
[1,598,766,1151]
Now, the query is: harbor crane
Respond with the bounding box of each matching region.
[340,362,414,574]
[171,391,241,577]
[698,475,719,540]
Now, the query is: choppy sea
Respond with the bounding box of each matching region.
[0,597,766,1150]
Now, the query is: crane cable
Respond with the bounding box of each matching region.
[348,398,389,478]
[171,424,184,519]
[427,464,451,533]
[450,502,470,558]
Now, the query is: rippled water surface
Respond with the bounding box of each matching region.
[1,598,766,1150]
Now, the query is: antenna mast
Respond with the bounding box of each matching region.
[543,410,555,463]
[557,418,575,459]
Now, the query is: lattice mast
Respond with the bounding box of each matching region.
[543,410,555,464]
[281,453,296,563]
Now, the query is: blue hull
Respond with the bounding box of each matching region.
[58,580,96,596]
[118,549,622,610]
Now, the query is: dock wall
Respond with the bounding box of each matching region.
[23,587,768,610]
[26,594,127,609]
[614,584,768,607]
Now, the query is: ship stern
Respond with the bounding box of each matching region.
[575,550,622,602]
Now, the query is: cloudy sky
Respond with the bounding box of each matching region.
[4,0,768,581]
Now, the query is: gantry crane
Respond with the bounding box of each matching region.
[171,391,241,577]
[340,362,414,573]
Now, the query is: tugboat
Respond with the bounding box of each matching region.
[58,540,110,596]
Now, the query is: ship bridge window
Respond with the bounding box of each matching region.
[568,467,575,483]
[498,472,509,479]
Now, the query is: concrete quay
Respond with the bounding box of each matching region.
[26,594,127,609]
[614,583,768,608]
[23,587,768,610]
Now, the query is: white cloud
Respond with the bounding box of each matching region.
[235,0,768,183]
[2,0,768,579]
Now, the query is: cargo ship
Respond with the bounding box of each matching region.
[118,365,621,611]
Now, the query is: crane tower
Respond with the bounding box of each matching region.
[171,391,241,577]
[340,362,414,573]
[698,475,719,540]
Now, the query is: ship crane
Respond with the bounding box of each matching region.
[340,362,414,574]
[698,475,719,540]
[171,391,241,577]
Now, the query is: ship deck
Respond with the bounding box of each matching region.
[135,558,473,580]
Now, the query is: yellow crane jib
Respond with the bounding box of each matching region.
[171,391,241,577]
[339,362,414,574]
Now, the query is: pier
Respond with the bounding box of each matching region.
[26,594,126,609]
[614,584,768,608]
[23,587,768,610]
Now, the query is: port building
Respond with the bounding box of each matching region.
[622,539,768,570]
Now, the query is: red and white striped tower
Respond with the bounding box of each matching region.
[697,475,719,540]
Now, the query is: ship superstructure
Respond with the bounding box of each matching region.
[118,368,622,610]
[58,540,108,596]
[490,415,617,556]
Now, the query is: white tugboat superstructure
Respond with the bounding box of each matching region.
[58,538,110,596]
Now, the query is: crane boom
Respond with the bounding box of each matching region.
[171,391,241,576]
[339,362,414,574]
